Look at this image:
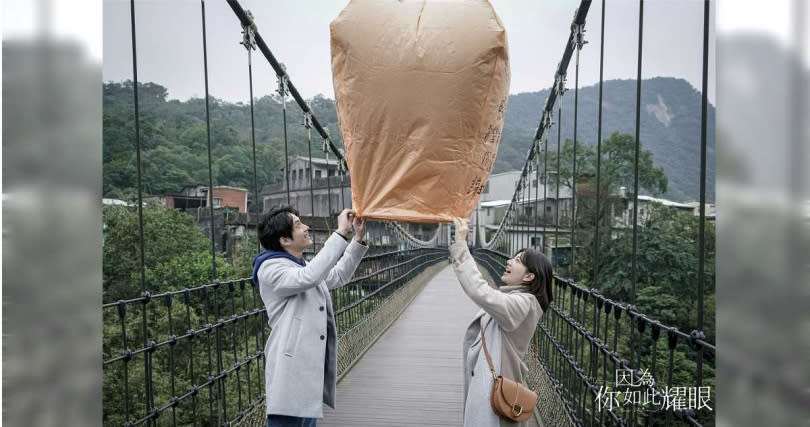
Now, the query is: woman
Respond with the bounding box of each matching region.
[450,218,554,427]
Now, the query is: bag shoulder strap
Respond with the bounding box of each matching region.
[479,318,497,379]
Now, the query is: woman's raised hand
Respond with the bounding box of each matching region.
[453,217,469,243]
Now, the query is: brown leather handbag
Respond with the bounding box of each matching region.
[480,320,537,422]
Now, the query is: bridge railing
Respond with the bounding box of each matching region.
[102,233,446,427]
[475,248,715,426]
[474,0,715,425]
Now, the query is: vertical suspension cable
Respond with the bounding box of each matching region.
[594,0,606,287]
[200,1,225,422]
[202,290,214,421]
[238,13,259,417]
[339,161,346,211]
[532,145,540,249]
[525,158,531,251]
[528,162,532,250]
[228,286,242,414]
[241,282,253,406]
[304,111,315,217]
[241,13,260,252]
[166,297,177,427]
[128,0,146,313]
[498,210,509,254]
[591,3,607,420]
[695,0,710,387]
[512,198,516,255]
[555,81,564,271]
[512,185,518,255]
[631,0,644,307]
[184,292,198,426]
[524,165,530,250]
[523,165,528,250]
[502,202,508,255]
[523,162,534,248]
[514,194,518,257]
[279,73,291,205]
[201,0,217,282]
[543,128,550,255]
[128,0,153,421]
[324,143,333,216]
[571,22,585,280]
[629,3,644,424]
[528,161,533,250]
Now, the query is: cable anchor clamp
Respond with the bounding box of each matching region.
[572,22,587,50]
[542,109,554,130]
[240,10,258,52]
[554,70,567,96]
[277,67,289,97]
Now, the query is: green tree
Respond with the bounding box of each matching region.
[233,231,261,279]
[178,122,209,151]
[103,81,297,199]
[543,131,667,196]
[214,143,283,192]
[103,205,262,426]
[541,132,668,284]
[635,286,689,328]
[103,204,234,302]
[592,205,715,330]
[141,145,210,195]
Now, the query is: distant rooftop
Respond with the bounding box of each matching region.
[480,199,511,208]
[288,154,343,167]
[636,195,694,209]
[103,198,130,206]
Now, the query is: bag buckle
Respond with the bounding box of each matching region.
[511,404,524,418]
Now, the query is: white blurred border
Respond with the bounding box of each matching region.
[3,0,103,425]
[716,0,809,425]
[3,0,102,62]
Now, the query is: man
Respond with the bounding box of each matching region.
[252,206,367,427]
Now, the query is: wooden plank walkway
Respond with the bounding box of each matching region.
[321,264,479,426]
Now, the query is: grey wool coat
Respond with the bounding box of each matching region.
[257,232,368,418]
[450,241,544,427]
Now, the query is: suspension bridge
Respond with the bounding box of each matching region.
[102,0,715,426]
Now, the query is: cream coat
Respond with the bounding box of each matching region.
[258,233,368,418]
[450,241,543,427]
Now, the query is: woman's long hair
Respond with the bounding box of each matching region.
[515,248,554,312]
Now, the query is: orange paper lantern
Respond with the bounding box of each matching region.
[331,0,510,223]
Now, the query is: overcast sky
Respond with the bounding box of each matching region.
[101,0,717,103]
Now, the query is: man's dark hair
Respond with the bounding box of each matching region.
[515,248,554,312]
[258,206,299,251]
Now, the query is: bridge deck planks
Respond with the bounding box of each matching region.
[321,265,479,426]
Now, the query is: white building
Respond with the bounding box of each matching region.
[478,170,574,224]
[286,155,341,189]
[480,171,521,202]
[263,155,352,216]
[614,194,696,228]
[684,201,717,221]
[472,169,574,273]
